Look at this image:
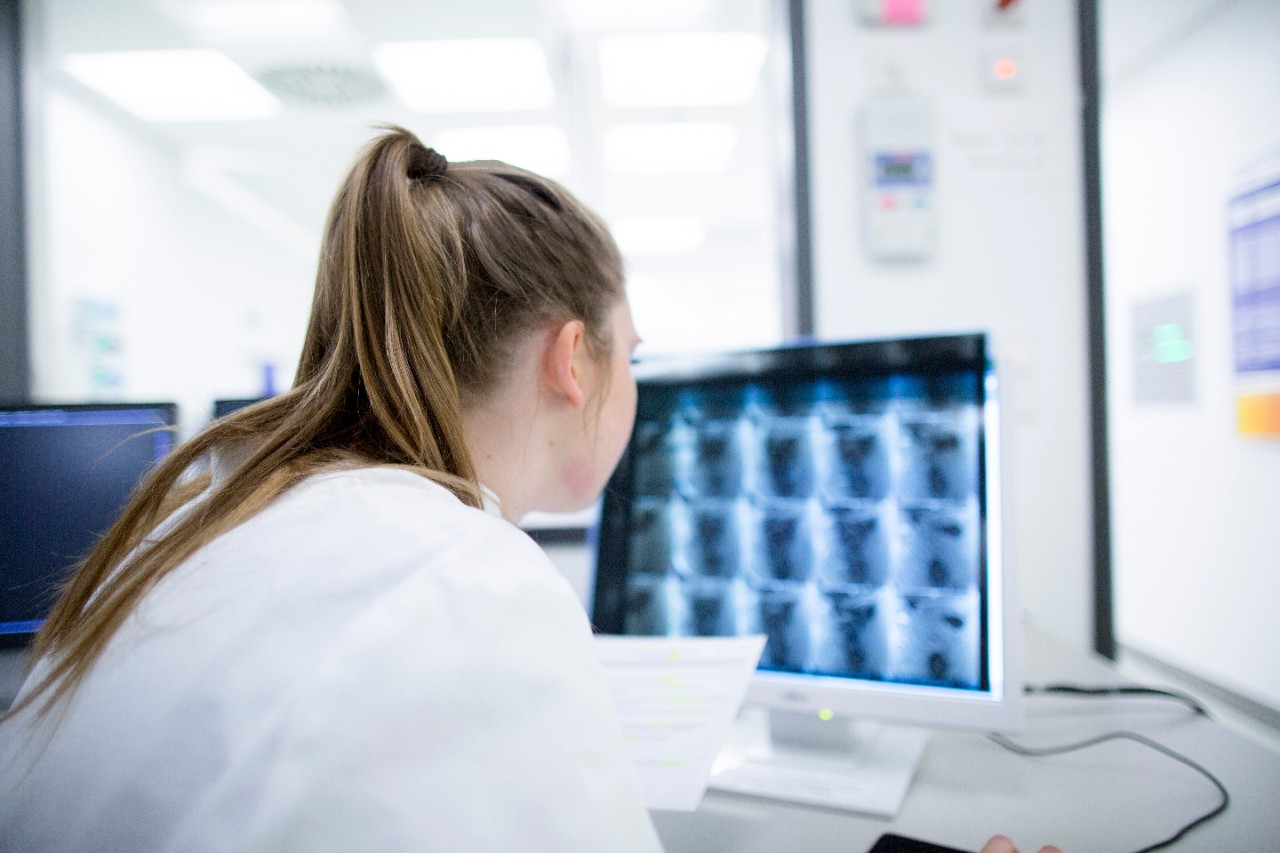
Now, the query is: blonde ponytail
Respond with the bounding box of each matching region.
[8,125,623,719]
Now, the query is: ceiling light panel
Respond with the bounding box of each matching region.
[63,50,280,122]
[551,0,720,31]
[611,217,709,255]
[432,125,571,179]
[603,122,738,175]
[373,39,555,112]
[598,32,769,107]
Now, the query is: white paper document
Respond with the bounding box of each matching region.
[595,634,766,811]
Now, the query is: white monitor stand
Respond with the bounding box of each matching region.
[707,706,931,817]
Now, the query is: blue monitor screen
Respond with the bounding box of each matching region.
[212,397,266,419]
[0,404,176,642]
[592,334,994,694]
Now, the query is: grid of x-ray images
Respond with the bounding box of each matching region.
[622,373,986,689]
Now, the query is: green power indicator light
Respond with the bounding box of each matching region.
[1152,324,1193,364]
[818,708,835,722]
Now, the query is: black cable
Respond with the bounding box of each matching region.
[988,729,1230,853]
[1025,683,1212,718]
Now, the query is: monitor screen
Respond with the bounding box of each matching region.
[0,403,177,645]
[591,334,1020,740]
[212,397,266,419]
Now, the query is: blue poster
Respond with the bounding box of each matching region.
[1230,180,1280,373]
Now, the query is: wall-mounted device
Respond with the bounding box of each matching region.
[861,96,937,261]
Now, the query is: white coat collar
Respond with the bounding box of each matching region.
[479,483,503,519]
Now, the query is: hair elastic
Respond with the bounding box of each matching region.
[408,145,448,181]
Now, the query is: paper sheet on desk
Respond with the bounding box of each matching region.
[595,634,765,812]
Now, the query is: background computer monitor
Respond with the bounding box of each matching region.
[0,403,177,647]
[212,397,267,419]
[591,333,1020,813]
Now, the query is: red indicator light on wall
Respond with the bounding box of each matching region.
[993,57,1019,81]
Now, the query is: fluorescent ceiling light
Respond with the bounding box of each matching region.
[63,50,279,122]
[551,0,719,32]
[599,32,769,107]
[164,0,347,42]
[612,217,708,255]
[373,39,554,112]
[432,125,571,180]
[603,122,738,175]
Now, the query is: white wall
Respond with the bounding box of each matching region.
[804,3,1094,649]
[27,87,313,431]
[1101,0,1280,711]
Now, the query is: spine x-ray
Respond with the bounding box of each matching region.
[623,374,983,689]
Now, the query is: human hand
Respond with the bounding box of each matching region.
[980,835,1063,853]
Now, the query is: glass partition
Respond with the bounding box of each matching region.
[24,0,796,431]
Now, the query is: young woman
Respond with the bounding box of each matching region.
[0,127,661,851]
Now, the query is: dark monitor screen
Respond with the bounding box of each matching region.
[212,398,266,419]
[0,403,177,644]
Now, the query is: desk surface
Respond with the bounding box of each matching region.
[4,628,1278,851]
[652,627,1280,852]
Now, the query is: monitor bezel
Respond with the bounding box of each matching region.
[590,333,1022,735]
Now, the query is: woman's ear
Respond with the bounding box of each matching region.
[544,320,589,409]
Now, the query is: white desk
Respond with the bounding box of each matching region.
[4,629,1278,851]
[652,627,1280,852]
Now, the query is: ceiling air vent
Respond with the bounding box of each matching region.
[256,62,387,108]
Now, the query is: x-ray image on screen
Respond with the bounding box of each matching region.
[750,498,814,584]
[757,417,816,498]
[821,413,893,500]
[816,588,890,678]
[819,499,892,586]
[607,366,986,690]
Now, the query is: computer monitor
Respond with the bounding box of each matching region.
[212,397,267,419]
[591,333,1021,815]
[0,403,178,647]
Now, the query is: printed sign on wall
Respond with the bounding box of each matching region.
[1229,174,1280,437]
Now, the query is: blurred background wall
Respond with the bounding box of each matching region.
[3,0,1279,729]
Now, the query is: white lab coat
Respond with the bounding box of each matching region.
[0,467,662,852]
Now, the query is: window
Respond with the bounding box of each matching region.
[27,0,797,426]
